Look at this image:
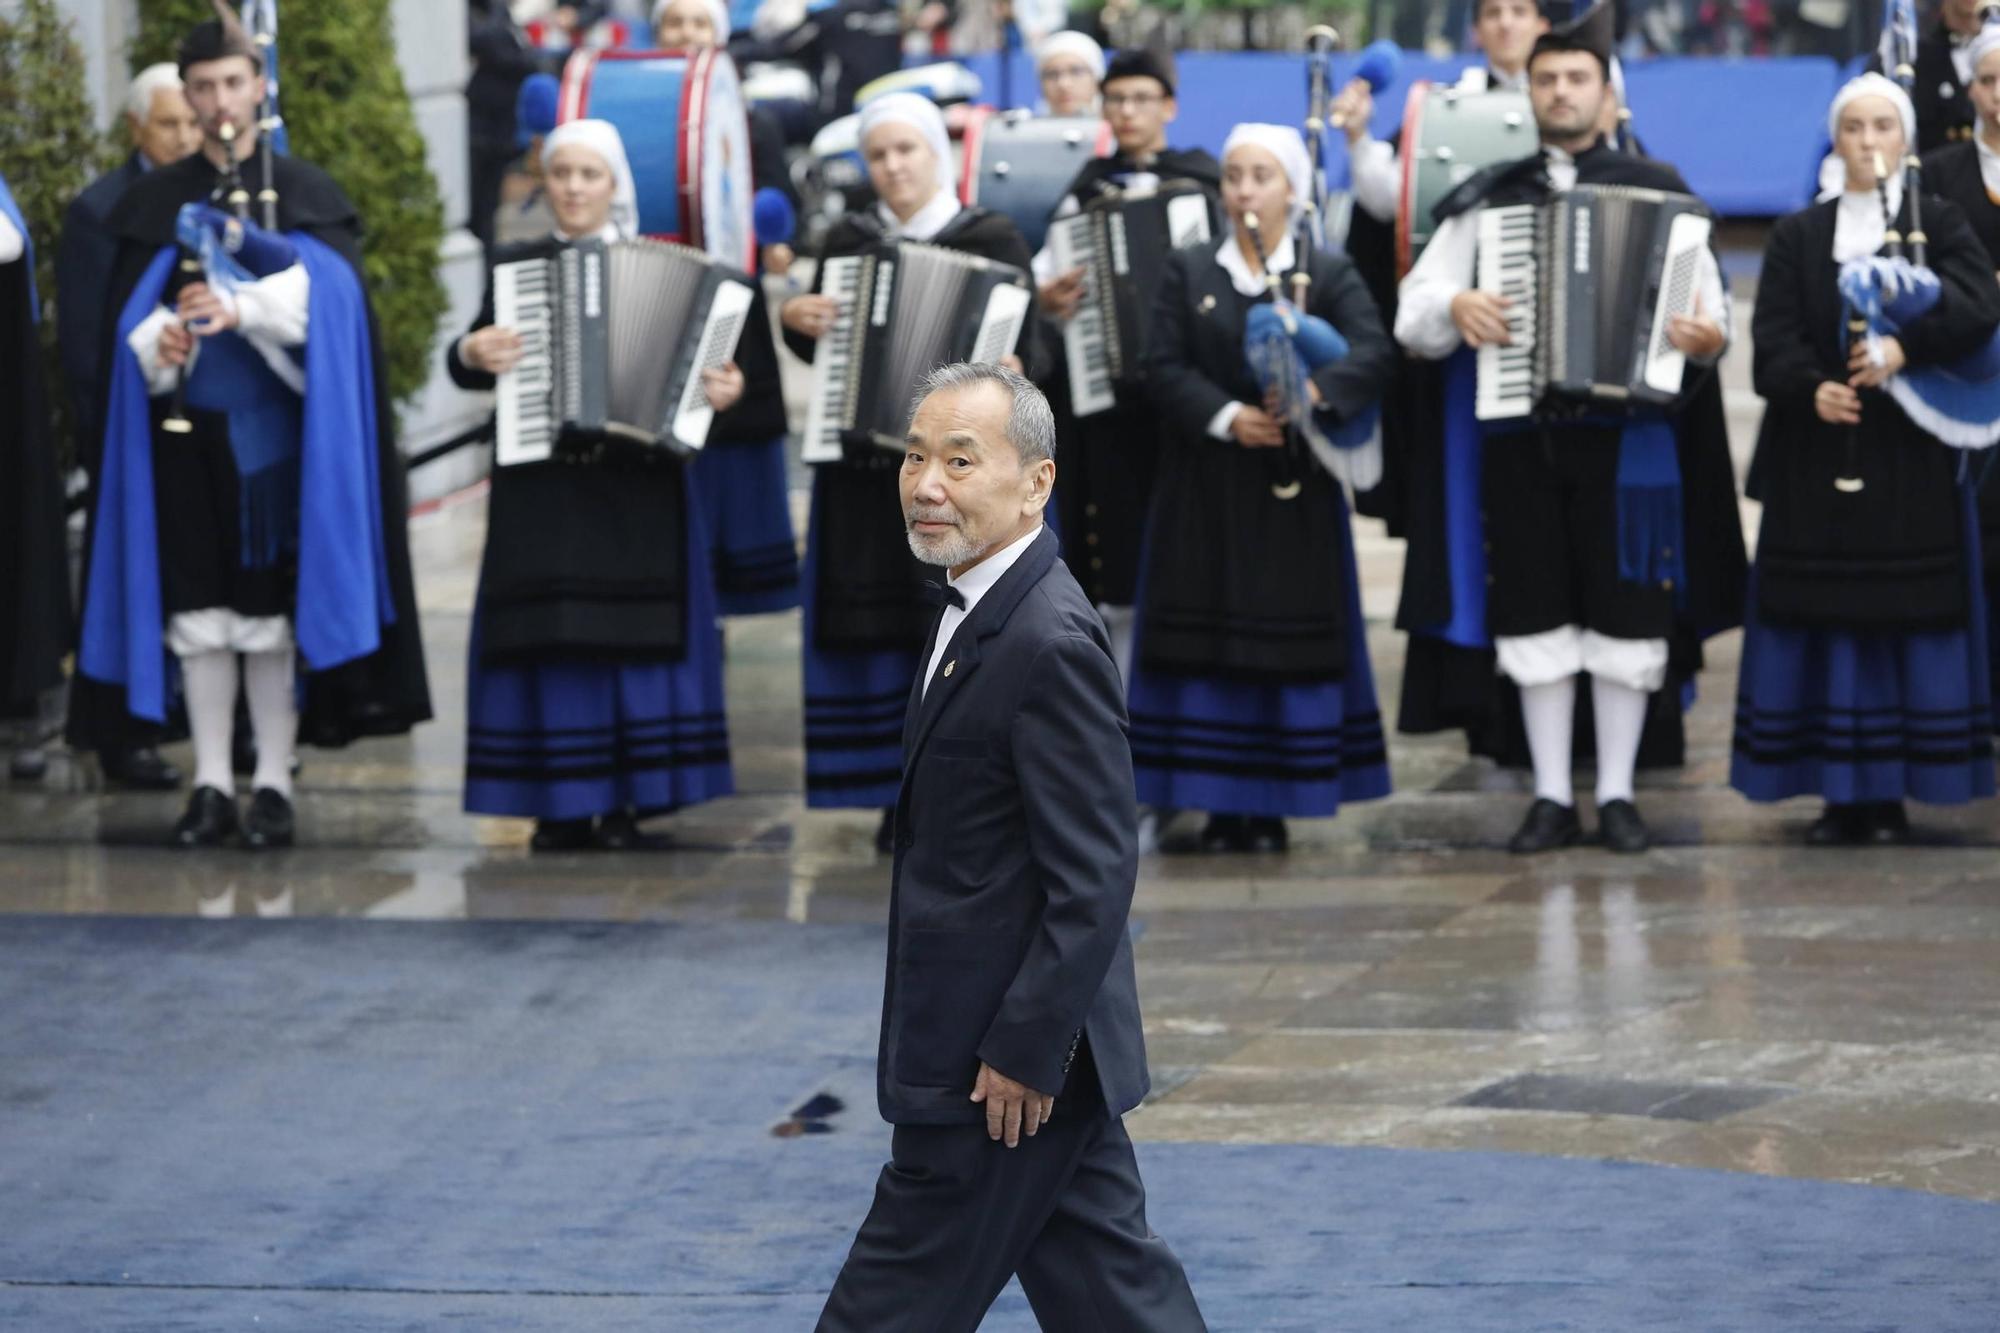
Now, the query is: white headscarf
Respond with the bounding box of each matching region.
[1826,73,1918,150]
[1036,31,1105,79]
[543,118,641,239]
[857,91,954,182]
[1223,123,1312,227]
[652,0,730,43]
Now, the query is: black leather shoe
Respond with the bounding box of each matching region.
[593,809,672,851]
[531,817,594,852]
[1243,816,1289,854]
[1508,798,1582,854]
[1862,801,1911,845]
[9,748,48,782]
[873,808,897,855]
[241,788,296,850]
[102,746,183,791]
[1199,814,1249,853]
[170,786,238,849]
[1806,804,1866,846]
[1595,799,1651,854]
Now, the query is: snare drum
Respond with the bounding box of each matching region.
[1395,83,1533,276]
[559,47,755,270]
[959,109,1111,254]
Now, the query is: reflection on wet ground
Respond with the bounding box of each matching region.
[6,320,2000,1204]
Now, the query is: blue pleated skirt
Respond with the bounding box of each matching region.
[1128,487,1392,818]
[464,498,734,821]
[800,476,916,810]
[1731,489,1996,806]
[688,436,801,617]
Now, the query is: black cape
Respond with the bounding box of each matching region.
[68,149,431,749]
[1747,192,2000,631]
[1,235,71,717]
[449,236,694,663]
[1395,139,1746,767]
[1062,145,1222,207]
[1920,141,2000,579]
[787,205,1043,652]
[1136,243,1394,683]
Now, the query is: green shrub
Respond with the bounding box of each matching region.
[132,0,449,408]
[0,0,120,471]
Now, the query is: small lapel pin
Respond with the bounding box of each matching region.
[1198,294,1217,313]
[943,661,956,678]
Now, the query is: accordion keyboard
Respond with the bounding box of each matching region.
[1049,213,1116,417]
[493,257,556,466]
[1475,204,1539,422]
[802,254,866,463]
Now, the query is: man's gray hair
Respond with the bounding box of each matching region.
[911,361,1057,465]
[128,62,185,121]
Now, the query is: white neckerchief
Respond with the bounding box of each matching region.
[1544,145,1579,193]
[1833,177,1906,263]
[553,222,622,245]
[1979,133,2000,199]
[922,524,1041,698]
[877,186,963,242]
[1216,229,1296,299]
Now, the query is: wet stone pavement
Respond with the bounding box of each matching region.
[4,278,2000,1214]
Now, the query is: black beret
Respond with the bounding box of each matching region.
[1103,47,1176,98]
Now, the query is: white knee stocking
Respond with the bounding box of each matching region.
[1590,675,1650,807]
[1519,677,1577,807]
[242,649,297,798]
[180,650,239,795]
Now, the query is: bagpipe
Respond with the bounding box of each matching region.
[1836,0,2000,491]
[1241,27,1382,503]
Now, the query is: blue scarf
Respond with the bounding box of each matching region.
[78,233,396,723]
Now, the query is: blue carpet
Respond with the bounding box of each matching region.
[1,916,1996,1330]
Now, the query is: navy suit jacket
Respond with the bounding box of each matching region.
[57,153,148,474]
[877,525,1150,1125]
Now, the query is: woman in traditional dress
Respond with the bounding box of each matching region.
[1732,75,2000,842]
[779,92,1045,850]
[1921,14,2000,720]
[1128,124,1394,853]
[650,0,802,617]
[448,119,743,850]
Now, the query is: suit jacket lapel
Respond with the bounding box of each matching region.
[903,607,946,754]
[903,528,1062,762]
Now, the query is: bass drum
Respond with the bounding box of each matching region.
[959,109,1112,255]
[1395,83,1533,277]
[559,47,755,270]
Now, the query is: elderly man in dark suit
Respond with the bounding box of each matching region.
[817,363,1205,1332]
[55,61,200,792]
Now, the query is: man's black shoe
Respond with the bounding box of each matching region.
[1198,814,1249,853]
[102,746,183,791]
[1596,799,1651,854]
[1508,798,1582,854]
[170,786,238,849]
[1243,816,1289,854]
[9,748,48,782]
[531,817,594,852]
[1863,800,1911,845]
[1806,804,1866,846]
[241,788,295,850]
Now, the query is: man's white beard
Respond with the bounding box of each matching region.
[906,510,989,567]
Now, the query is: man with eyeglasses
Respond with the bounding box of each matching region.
[1028,46,1221,718]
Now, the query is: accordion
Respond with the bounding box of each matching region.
[1047,181,1218,417]
[801,240,1034,463]
[492,237,756,466]
[1474,184,1714,423]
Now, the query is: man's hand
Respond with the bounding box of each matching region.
[1229,404,1286,448]
[1038,266,1087,323]
[1815,380,1863,425]
[461,324,525,376]
[1331,78,1374,147]
[703,361,745,411]
[970,1062,1056,1148]
[781,293,840,339]
[1666,294,1725,361]
[1848,334,1906,389]
[176,282,238,336]
[158,321,196,369]
[1449,289,1513,349]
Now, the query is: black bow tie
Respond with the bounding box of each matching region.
[922,580,966,610]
